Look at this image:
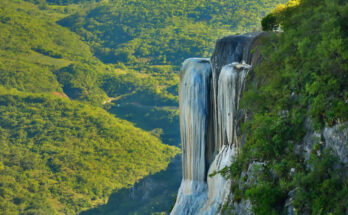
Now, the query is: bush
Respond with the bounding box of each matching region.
[261,13,278,31]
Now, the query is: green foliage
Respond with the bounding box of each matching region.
[108,102,180,146]
[0,0,179,106]
[293,150,348,215]
[245,182,285,215]
[101,71,179,106]
[25,0,95,6]
[45,0,94,5]
[54,63,106,103]
[261,13,278,31]
[0,0,107,103]
[222,0,348,214]
[57,0,287,65]
[0,1,183,213]
[0,89,179,214]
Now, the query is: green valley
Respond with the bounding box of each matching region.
[0,0,180,213]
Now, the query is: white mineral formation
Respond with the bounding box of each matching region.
[171,33,260,215]
[171,61,252,215]
[171,58,211,214]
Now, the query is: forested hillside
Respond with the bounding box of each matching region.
[0,0,179,213]
[0,0,178,106]
[0,88,178,214]
[58,0,287,65]
[221,0,348,214]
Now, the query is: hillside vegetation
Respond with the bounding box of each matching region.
[57,0,287,66]
[0,88,179,214]
[222,0,348,214]
[0,0,178,105]
[0,0,106,103]
[0,0,180,214]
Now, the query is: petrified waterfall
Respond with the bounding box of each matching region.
[217,63,250,148]
[171,33,263,215]
[171,58,211,214]
[179,58,211,183]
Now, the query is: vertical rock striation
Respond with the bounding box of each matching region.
[204,62,251,214]
[209,33,263,156]
[217,63,250,149]
[180,58,211,183]
[171,33,263,215]
[171,58,211,214]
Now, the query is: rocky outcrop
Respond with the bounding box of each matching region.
[323,123,348,165]
[171,33,265,215]
[171,32,347,215]
[171,58,211,214]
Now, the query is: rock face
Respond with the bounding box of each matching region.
[322,123,348,165]
[286,120,348,215]
[299,119,348,166]
[171,33,264,215]
[171,58,211,214]
[209,33,263,158]
[172,32,348,215]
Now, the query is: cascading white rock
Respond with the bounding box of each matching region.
[171,58,211,215]
[179,58,211,183]
[202,62,251,214]
[171,61,251,215]
[171,32,346,215]
[217,62,251,149]
[210,33,259,155]
[172,33,261,215]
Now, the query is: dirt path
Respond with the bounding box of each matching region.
[102,92,136,105]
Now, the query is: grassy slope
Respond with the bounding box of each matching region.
[0,0,176,106]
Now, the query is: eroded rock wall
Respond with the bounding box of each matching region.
[171,33,264,215]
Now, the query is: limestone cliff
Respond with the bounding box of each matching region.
[171,32,348,215]
[171,33,265,215]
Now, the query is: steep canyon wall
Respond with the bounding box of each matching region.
[171,32,348,215]
[171,33,264,215]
